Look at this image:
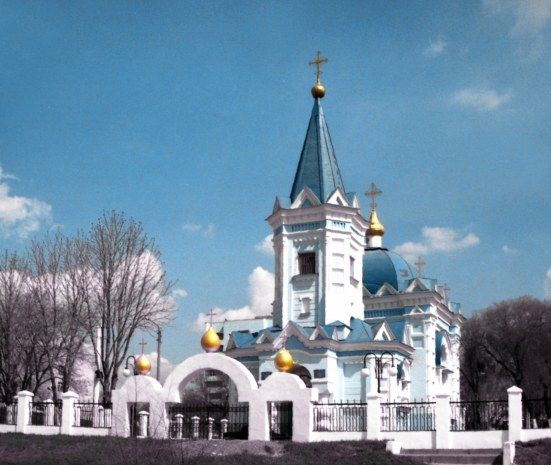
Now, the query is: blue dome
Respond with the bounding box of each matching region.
[362,248,414,294]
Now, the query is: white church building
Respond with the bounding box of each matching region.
[217,63,465,404]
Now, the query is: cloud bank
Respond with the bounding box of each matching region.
[452,87,513,112]
[394,227,480,262]
[194,266,274,331]
[255,234,274,256]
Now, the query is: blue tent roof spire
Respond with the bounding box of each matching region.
[290,98,346,203]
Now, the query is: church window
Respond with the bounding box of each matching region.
[260,371,271,380]
[301,297,311,315]
[314,369,326,379]
[413,338,424,348]
[298,252,316,275]
[349,257,355,278]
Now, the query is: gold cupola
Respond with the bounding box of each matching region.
[201,326,221,353]
[274,348,294,372]
[309,51,328,99]
[367,209,385,237]
[135,354,151,375]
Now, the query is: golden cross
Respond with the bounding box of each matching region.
[365,182,383,211]
[414,256,426,277]
[138,337,147,354]
[207,308,217,326]
[309,51,328,84]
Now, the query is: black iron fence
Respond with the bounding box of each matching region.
[0,403,17,425]
[167,404,249,440]
[450,400,508,431]
[381,401,435,431]
[312,401,366,432]
[269,401,293,440]
[29,402,62,426]
[73,403,112,428]
[523,398,551,429]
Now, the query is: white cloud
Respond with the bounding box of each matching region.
[394,227,480,262]
[451,87,513,112]
[194,266,274,331]
[424,37,447,56]
[182,222,216,237]
[502,245,519,254]
[0,167,52,238]
[545,268,551,298]
[255,234,274,257]
[172,288,188,299]
[485,0,551,36]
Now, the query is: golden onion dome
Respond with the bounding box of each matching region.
[201,326,221,353]
[311,83,326,99]
[367,209,385,236]
[135,354,151,375]
[274,348,294,372]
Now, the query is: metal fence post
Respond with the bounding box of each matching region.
[435,394,451,449]
[507,386,522,442]
[44,399,55,426]
[61,391,79,435]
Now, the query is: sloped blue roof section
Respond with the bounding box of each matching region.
[290,99,346,203]
[345,317,374,342]
[231,331,256,348]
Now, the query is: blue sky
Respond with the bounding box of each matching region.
[1,1,550,367]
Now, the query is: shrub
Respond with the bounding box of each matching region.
[515,438,551,465]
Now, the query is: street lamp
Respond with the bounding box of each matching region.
[123,355,137,377]
[363,351,395,394]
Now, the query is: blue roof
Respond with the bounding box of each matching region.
[345,317,374,342]
[362,248,414,294]
[290,99,346,203]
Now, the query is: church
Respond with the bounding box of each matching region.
[218,54,465,403]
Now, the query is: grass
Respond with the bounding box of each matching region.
[515,438,551,465]
[0,434,422,465]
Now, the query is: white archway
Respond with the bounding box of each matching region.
[162,352,258,403]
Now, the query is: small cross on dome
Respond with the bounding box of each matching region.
[414,256,426,277]
[365,182,383,211]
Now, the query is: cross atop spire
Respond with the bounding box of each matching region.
[365,182,383,211]
[207,308,217,326]
[414,256,426,277]
[138,337,147,354]
[309,51,328,84]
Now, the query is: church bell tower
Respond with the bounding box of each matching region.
[267,53,367,329]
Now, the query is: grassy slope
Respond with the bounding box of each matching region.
[0,434,422,465]
[515,438,551,465]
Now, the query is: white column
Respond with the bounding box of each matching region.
[175,413,184,439]
[138,411,150,438]
[435,393,451,449]
[44,399,55,426]
[61,391,79,435]
[503,441,516,465]
[16,390,34,434]
[248,399,269,441]
[366,393,382,440]
[220,418,228,438]
[507,386,523,442]
[207,417,214,440]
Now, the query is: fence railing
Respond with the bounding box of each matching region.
[167,404,249,440]
[450,400,508,431]
[381,401,436,431]
[0,403,17,425]
[312,401,366,432]
[29,402,62,426]
[523,398,551,429]
[73,403,112,428]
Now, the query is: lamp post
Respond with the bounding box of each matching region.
[123,355,137,377]
[363,351,395,394]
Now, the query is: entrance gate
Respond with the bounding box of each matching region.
[268,401,293,440]
[168,404,249,439]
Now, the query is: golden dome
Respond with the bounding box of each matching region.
[311,83,326,99]
[201,326,221,353]
[135,354,151,375]
[274,348,294,372]
[367,209,385,236]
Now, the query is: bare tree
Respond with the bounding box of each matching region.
[83,211,174,402]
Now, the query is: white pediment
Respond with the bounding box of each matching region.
[290,186,322,209]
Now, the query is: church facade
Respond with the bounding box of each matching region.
[222,62,464,403]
